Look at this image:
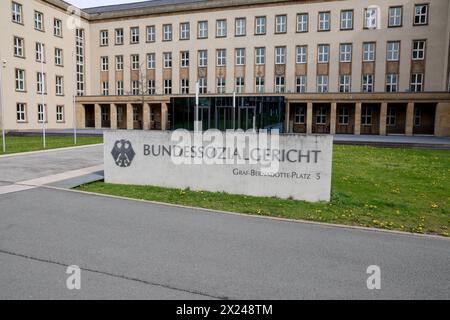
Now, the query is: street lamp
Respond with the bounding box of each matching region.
[0,59,6,153]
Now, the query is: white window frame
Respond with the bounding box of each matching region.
[37,72,46,94]
[198,77,207,94]
[340,44,352,63]
[55,75,63,96]
[180,22,190,40]
[181,78,189,94]
[217,77,226,94]
[236,48,245,65]
[14,37,24,57]
[56,105,64,122]
[412,40,426,60]
[362,107,373,126]
[102,81,109,96]
[131,54,140,70]
[16,103,26,122]
[296,46,307,64]
[296,75,307,93]
[338,107,350,125]
[362,74,374,93]
[12,2,23,24]
[235,18,246,36]
[255,16,266,35]
[297,13,308,32]
[386,74,398,92]
[255,47,265,65]
[340,10,353,30]
[339,75,351,93]
[163,24,172,41]
[198,21,208,39]
[163,52,172,68]
[115,28,124,45]
[15,69,25,91]
[275,76,285,93]
[216,49,226,67]
[146,25,156,42]
[130,27,140,44]
[318,44,329,63]
[148,80,156,95]
[317,75,328,93]
[410,73,424,92]
[363,42,376,62]
[36,42,45,62]
[116,55,124,71]
[294,106,306,124]
[364,7,378,29]
[164,79,172,94]
[389,7,402,27]
[34,11,44,31]
[235,77,245,93]
[316,106,327,125]
[198,50,207,67]
[318,12,330,31]
[387,41,400,61]
[100,30,109,46]
[54,18,62,37]
[55,48,63,66]
[414,4,428,25]
[216,20,227,38]
[181,51,190,68]
[275,15,287,34]
[255,76,265,93]
[275,47,286,65]
[101,56,109,71]
[38,104,46,123]
[147,53,155,69]
[117,81,124,95]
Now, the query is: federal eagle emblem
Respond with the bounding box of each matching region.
[111,140,135,167]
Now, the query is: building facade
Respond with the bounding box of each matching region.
[1,0,450,136]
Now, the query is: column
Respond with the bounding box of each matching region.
[94,104,102,129]
[405,102,414,136]
[143,103,150,130]
[161,103,168,131]
[110,104,118,130]
[126,103,134,130]
[435,102,450,137]
[330,102,337,135]
[76,103,85,129]
[285,101,290,133]
[379,102,387,136]
[354,102,362,135]
[306,102,313,134]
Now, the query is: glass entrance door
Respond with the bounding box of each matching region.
[217,107,234,131]
[239,107,256,131]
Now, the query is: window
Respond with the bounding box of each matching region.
[14,37,24,58]
[339,75,351,92]
[16,103,26,122]
[216,49,226,66]
[181,51,190,67]
[410,73,424,92]
[34,11,44,31]
[362,74,374,92]
[296,46,307,64]
[340,44,352,62]
[235,77,245,93]
[236,48,245,65]
[389,6,402,27]
[318,44,329,63]
[131,54,140,70]
[181,78,189,94]
[340,10,353,30]
[296,76,307,93]
[414,108,421,126]
[338,107,349,125]
[117,81,124,95]
[364,7,378,29]
[56,105,64,122]
[147,53,155,69]
[317,75,328,93]
[275,76,285,93]
[37,72,46,93]
[256,77,265,93]
[297,13,308,32]
[387,41,400,61]
[36,42,45,62]
[131,81,139,95]
[255,47,265,65]
[163,24,172,41]
[198,50,207,67]
[255,16,266,35]
[235,18,246,36]
[180,22,190,40]
[100,30,109,46]
[217,77,226,93]
[216,20,227,37]
[55,48,63,66]
[362,106,373,125]
[163,52,172,68]
[316,106,327,124]
[164,79,172,94]
[55,76,63,95]
[414,4,428,25]
[101,56,109,71]
[412,40,426,60]
[318,12,330,31]
[148,80,156,95]
[116,55,124,71]
[54,19,62,37]
[15,69,25,91]
[130,27,140,44]
[102,81,109,95]
[146,25,155,42]
[363,42,376,61]
[38,104,46,123]
[387,107,396,126]
[386,74,398,92]
[12,2,23,24]
[115,28,124,45]
[275,15,287,34]
[275,47,286,64]
[199,77,207,94]
[75,29,85,96]
[198,21,208,39]
[294,106,306,124]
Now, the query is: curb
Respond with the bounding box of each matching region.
[0,143,103,158]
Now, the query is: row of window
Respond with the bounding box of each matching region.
[13,37,64,66]
[15,103,65,123]
[99,71,425,96]
[293,105,423,127]
[14,69,64,95]
[12,2,64,37]
[100,40,426,73]
[98,4,429,46]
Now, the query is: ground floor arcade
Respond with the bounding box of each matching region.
[75,93,450,137]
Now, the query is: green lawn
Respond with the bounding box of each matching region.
[78,145,450,236]
[0,135,103,155]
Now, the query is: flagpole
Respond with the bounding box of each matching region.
[72,51,77,145]
[0,59,6,153]
[40,56,46,149]
[232,91,236,130]
[194,81,199,132]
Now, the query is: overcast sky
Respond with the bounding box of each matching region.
[69,0,147,9]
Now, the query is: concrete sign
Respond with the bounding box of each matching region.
[104,130,333,202]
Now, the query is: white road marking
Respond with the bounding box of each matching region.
[0,165,103,195]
